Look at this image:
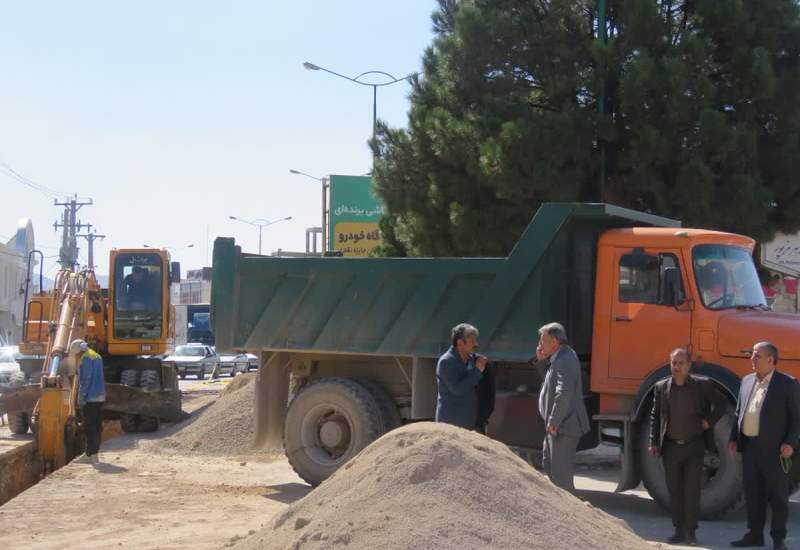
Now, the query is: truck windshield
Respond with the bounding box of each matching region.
[692,244,767,310]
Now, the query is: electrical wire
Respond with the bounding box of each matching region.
[0,158,73,198]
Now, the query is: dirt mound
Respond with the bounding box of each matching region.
[222,372,256,396]
[152,374,262,456]
[229,422,652,550]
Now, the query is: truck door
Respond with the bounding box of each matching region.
[608,249,691,379]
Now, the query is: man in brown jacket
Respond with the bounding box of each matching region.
[649,348,725,546]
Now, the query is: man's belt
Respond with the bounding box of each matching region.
[667,436,701,445]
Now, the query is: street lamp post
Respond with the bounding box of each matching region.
[303,61,415,142]
[290,169,329,255]
[228,216,292,255]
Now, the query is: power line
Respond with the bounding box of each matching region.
[0,158,73,198]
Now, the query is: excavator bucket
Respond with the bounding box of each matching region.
[0,385,41,416]
[104,384,185,422]
[37,386,69,473]
[0,384,184,422]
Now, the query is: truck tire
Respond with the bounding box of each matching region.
[137,370,161,432]
[8,411,30,435]
[120,369,139,387]
[7,372,30,434]
[284,377,383,486]
[358,379,402,432]
[638,405,744,519]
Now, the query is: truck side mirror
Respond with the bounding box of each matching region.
[170,262,181,284]
[660,266,684,307]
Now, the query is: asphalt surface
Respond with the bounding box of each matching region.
[574,450,800,549]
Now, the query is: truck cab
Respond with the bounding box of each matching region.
[592,227,800,516]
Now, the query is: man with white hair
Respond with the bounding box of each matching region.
[70,339,105,464]
[537,322,590,492]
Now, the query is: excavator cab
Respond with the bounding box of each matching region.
[108,250,171,357]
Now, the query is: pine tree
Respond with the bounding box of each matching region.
[372,0,800,256]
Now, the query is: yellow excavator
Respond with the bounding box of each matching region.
[0,248,183,473]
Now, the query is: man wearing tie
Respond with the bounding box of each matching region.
[729,342,800,550]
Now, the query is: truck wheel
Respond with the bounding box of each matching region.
[120,370,140,432]
[120,369,139,387]
[8,412,30,435]
[179,373,186,380]
[137,370,161,432]
[120,415,139,433]
[358,379,401,432]
[284,377,383,486]
[7,372,30,434]
[638,406,744,519]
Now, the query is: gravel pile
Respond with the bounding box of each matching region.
[229,422,652,550]
[152,373,261,456]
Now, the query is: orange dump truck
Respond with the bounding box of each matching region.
[211,203,800,517]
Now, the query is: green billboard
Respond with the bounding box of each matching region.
[328,175,384,256]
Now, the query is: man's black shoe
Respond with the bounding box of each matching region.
[667,529,686,544]
[773,540,787,550]
[685,529,698,546]
[730,532,764,547]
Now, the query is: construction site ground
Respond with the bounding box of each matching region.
[1,381,800,550]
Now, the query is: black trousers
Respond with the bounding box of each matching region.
[742,436,791,541]
[662,437,704,530]
[83,402,104,456]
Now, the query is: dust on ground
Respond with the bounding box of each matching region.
[230,422,657,550]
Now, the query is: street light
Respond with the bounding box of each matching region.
[290,169,329,255]
[228,216,292,255]
[303,61,415,141]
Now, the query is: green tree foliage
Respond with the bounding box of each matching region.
[372,0,800,256]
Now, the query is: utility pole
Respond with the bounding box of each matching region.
[77,230,106,270]
[53,196,93,270]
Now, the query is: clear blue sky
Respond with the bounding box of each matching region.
[0,1,437,275]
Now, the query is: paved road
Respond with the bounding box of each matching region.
[574,462,800,549]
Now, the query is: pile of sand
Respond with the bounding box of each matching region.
[152,374,262,456]
[229,422,652,550]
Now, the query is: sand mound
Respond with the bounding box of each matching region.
[230,422,651,550]
[152,374,261,456]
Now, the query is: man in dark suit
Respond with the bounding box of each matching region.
[729,342,800,550]
[648,348,725,546]
[537,322,590,492]
[435,323,487,430]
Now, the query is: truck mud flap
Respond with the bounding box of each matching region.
[254,352,290,450]
[615,419,641,493]
[104,384,186,422]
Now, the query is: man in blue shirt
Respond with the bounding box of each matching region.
[435,323,487,430]
[71,339,106,464]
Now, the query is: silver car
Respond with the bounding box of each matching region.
[162,344,219,380]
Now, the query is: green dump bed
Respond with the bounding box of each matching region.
[211,203,678,362]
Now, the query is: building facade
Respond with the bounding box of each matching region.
[0,219,36,345]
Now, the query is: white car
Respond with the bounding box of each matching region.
[162,344,219,380]
[0,346,24,391]
[214,348,249,378]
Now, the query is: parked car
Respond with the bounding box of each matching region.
[246,353,259,371]
[162,343,218,380]
[213,347,249,378]
[0,346,24,391]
